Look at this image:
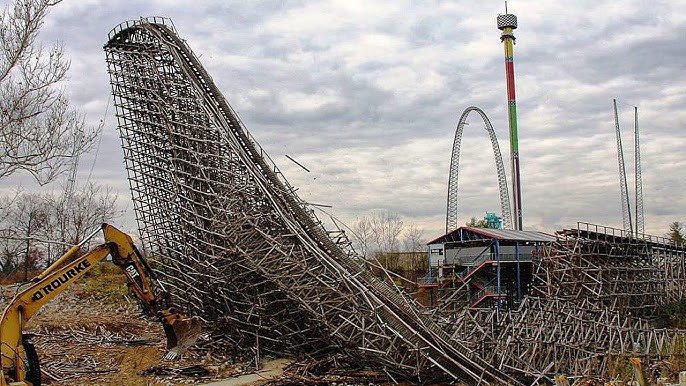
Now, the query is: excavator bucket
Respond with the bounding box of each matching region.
[160,310,202,359]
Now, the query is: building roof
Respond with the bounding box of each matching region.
[427,226,557,245]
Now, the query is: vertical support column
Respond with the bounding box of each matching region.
[427,245,433,282]
[516,242,521,303]
[427,245,434,307]
[498,11,523,230]
[614,99,633,236]
[495,239,502,310]
[634,106,645,235]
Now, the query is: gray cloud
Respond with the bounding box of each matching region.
[9,0,684,239]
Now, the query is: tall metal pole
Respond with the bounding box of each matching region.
[634,106,645,235]
[497,10,523,230]
[613,99,633,236]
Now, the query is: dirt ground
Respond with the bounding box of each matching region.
[2,283,257,386]
[8,276,683,386]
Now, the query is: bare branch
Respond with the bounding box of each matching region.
[0,183,120,268]
[0,0,98,184]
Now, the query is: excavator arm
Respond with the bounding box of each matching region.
[101,224,200,351]
[0,224,201,386]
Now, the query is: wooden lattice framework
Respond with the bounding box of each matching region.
[103,17,516,385]
[446,222,686,381]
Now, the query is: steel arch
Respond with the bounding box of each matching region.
[446,106,512,232]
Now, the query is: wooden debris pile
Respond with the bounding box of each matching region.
[19,289,247,385]
[265,354,389,386]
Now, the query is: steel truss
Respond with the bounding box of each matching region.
[103,17,515,385]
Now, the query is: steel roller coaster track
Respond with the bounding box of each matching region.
[446,106,512,232]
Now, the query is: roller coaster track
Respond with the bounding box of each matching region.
[446,106,512,232]
[104,17,517,384]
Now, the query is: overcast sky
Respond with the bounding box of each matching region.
[5,0,685,241]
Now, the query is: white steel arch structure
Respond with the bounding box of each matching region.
[446,106,512,232]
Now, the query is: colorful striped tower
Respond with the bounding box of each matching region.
[497,10,523,230]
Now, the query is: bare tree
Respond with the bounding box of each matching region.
[353,211,426,273]
[0,193,20,272]
[6,191,49,278]
[45,182,120,252]
[402,223,426,273]
[370,210,403,255]
[0,0,98,184]
[0,233,23,273]
[352,210,403,269]
[360,210,402,271]
[0,184,120,275]
[669,221,685,246]
[351,215,374,258]
[402,224,425,252]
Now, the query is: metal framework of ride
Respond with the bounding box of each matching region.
[104,17,686,384]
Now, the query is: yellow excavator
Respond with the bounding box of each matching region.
[0,223,202,386]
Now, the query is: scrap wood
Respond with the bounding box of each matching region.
[266,371,388,386]
[33,326,157,347]
[40,366,62,382]
[60,368,118,374]
[269,354,388,385]
[41,360,110,381]
[141,364,210,378]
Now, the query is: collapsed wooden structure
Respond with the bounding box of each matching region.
[103,17,515,385]
[104,17,686,384]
